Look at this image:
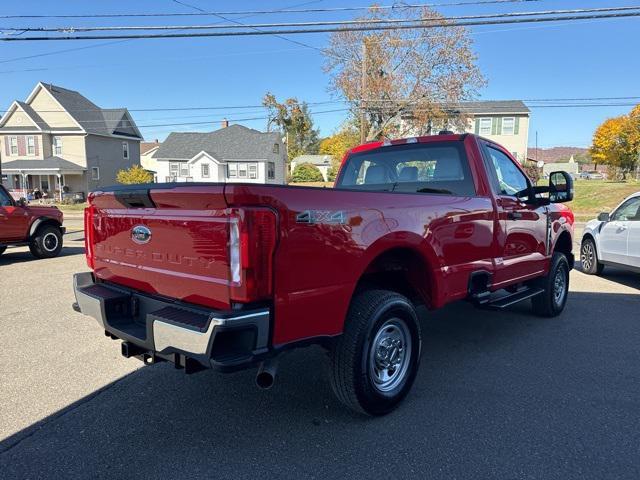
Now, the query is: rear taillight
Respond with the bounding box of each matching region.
[228,208,277,303]
[84,204,95,269]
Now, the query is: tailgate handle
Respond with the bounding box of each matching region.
[114,190,156,209]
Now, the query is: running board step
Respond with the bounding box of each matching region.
[481,287,544,310]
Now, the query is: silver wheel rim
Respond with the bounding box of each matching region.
[368,318,412,393]
[43,232,59,252]
[581,242,594,271]
[553,267,567,307]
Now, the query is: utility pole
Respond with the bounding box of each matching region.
[360,41,367,144]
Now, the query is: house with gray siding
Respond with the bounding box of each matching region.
[0,82,142,200]
[153,123,286,184]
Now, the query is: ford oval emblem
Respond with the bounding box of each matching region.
[131,225,152,244]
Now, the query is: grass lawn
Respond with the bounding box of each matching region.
[566,180,639,221]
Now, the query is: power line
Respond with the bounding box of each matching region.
[6,6,639,33]
[0,1,542,19]
[3,11,639,41]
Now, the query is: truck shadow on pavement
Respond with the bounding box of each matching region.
[2,291,640,479]
[0,246,85,265]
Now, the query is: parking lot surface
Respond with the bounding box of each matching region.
[1,229,639,479]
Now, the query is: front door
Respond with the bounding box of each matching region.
[481,143,548,287]
[600,196,640,265]
[0,187,30,241]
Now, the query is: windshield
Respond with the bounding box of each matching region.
[335,141,475,196]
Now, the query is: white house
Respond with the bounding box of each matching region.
[153,124,286,184]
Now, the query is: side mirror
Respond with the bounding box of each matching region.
[597,212,610,222]
[549,171,574,203]
[17,197,27,207]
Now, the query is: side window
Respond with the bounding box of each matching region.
[0,188,13,207]
[485,146,529,197]
[612,197,640,221]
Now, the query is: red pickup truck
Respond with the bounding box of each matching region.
[72,133,574,415]
[0,184,65,259]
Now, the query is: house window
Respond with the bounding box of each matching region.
[10,136,18,155]
[53,136,62,155]
[479,118,492,136]
[249,164,257,179]
[238,163,248,178]
[27,136,35,155]
[273,143,279,154]
[228,163,237,178]
[268,162,275,180]
[122,142,129,159]
[502,117,515,135]
[91,167,100,181]
[180,163,189,176]
[169,162,179,174]
[201,164,210,178]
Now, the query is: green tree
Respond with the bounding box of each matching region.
[291,163,324,183]
[327,162,341,182]
[116,165,154,184]
[263,93,320,160]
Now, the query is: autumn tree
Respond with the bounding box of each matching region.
[319,125,361,161]
[263,93,320,160]
[323,6,485,141]
[591,107,640,179]
[116,165,154,184]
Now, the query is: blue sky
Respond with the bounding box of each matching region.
[1,0,638,148]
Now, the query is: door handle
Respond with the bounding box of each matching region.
[507,212,523,220]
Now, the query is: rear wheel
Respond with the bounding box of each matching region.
[580,237,604,275]
[329,289,422,416]
[29,225,63,259]
[531,252,570,317]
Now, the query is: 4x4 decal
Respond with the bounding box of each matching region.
[296,210,346,225]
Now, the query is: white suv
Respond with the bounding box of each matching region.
[581,192,640,274]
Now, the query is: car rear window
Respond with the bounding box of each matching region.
[335,141,475,196]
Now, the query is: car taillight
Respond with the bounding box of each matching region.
[228,208,277,303]
[84,204,95,269]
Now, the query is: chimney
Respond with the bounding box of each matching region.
[221,118,229,129]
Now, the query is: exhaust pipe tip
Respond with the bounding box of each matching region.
[256,371,275,390]
[255,359,278,390]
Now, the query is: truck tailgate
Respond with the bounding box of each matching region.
[88,186,232,310]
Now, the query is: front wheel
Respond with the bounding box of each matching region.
[580,237,604,275]
[531,252,570,317]
[329,289,422,416]
[29,225,63,259]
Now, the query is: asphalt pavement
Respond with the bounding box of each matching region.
[1,228,639,479]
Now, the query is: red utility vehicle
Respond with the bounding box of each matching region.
[72,134,575,415]
[0,184,65,259]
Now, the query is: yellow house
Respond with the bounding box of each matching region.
[0,82,143,201]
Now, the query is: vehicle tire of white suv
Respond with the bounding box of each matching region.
[580,237,604,275]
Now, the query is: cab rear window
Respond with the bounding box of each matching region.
[335,141,475,196]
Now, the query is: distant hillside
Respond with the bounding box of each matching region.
[528,147,590,163]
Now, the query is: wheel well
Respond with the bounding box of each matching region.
[355,248,432,308]
[29,218,62,239]
[554,230,574,269]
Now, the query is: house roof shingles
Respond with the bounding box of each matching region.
[292,154,333,166]
[452,100,530,114]
[155,124,281,161]
[0,83,142,139]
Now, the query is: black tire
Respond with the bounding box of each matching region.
[0,246,6,257]
[580,237,604,275]
[531,252,570,317]
[29,225,63,259]
[329,289,422,416]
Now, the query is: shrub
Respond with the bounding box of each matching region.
[116,165,154,184]
[291,163,324,182]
